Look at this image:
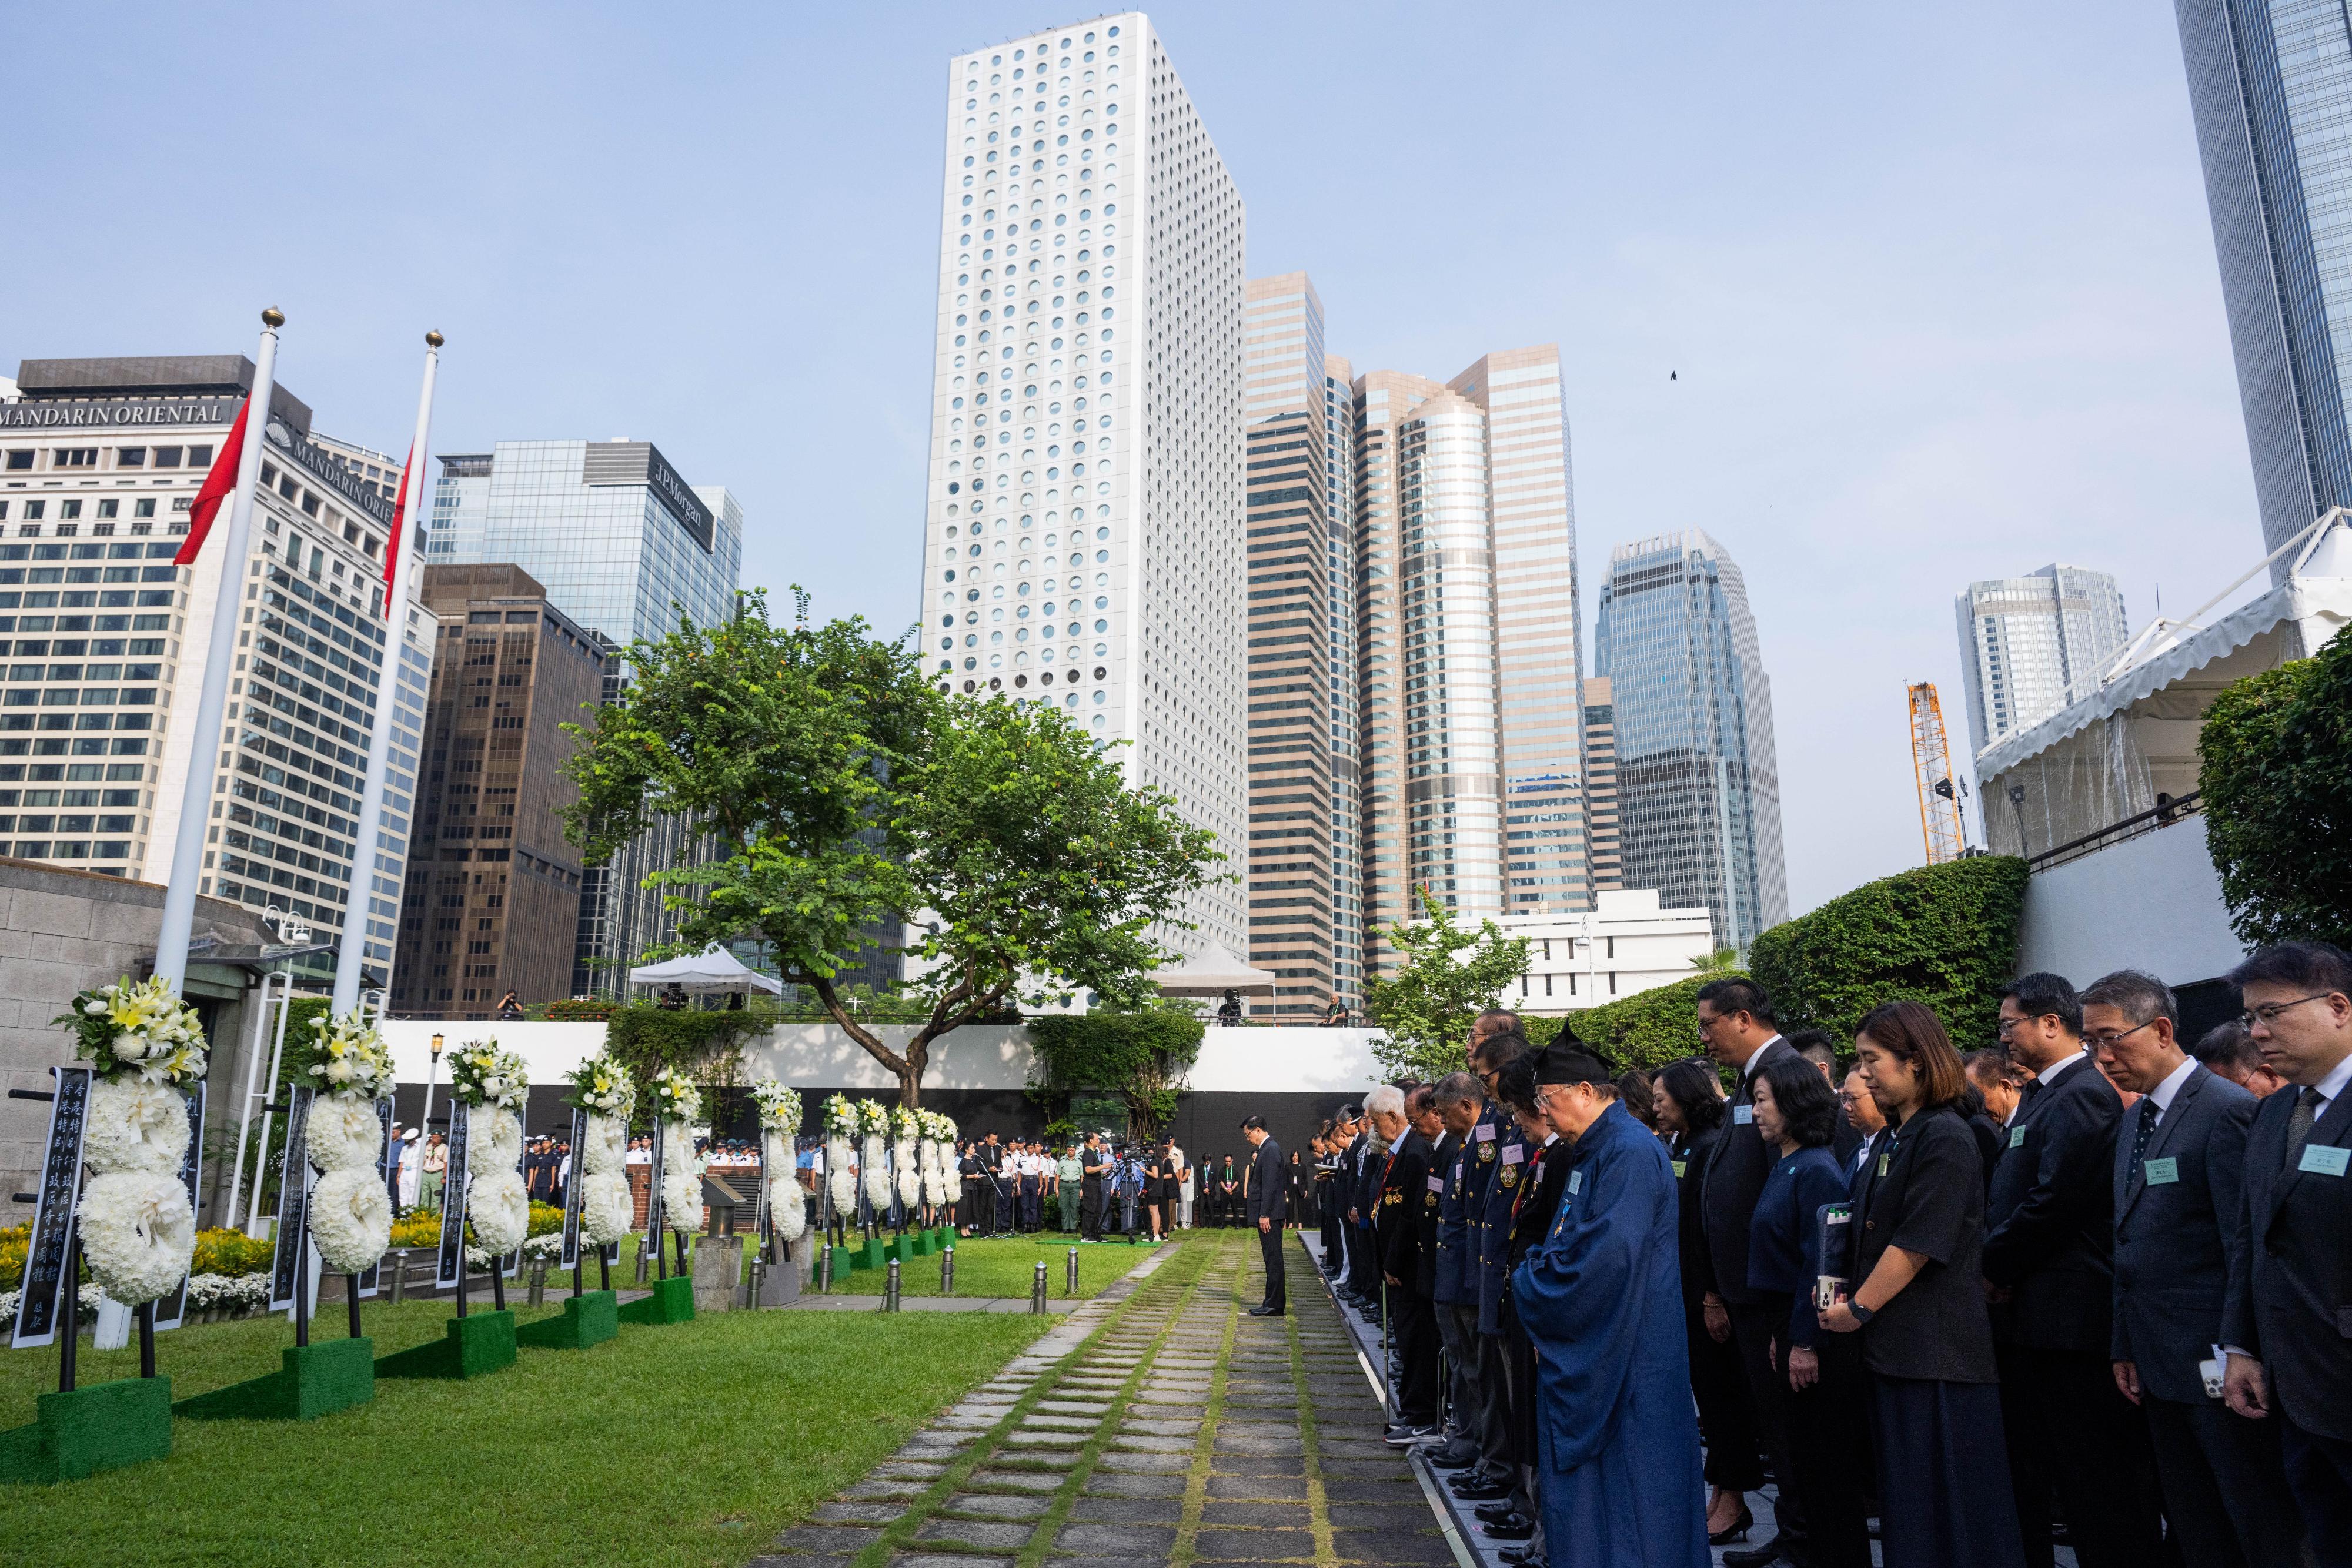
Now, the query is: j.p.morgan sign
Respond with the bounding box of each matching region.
[0,397,240,430]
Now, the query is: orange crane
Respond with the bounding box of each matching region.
[1907,683,1967,865]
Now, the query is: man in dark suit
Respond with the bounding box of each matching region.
[1243,1116,1286,1316]
[1079,1132,1108,1243]
[1419,1072,1486,1473]
[1693,977,1810,1568]
[2221,942,2352,1563]
[1839,1066,1887,1187]
[1337,1105,1379,1308]
[1369,1084,1438,1442]
[1984,971,2162,1568]
[2086,969,2306,1568]
[1792,1029,1863,1163]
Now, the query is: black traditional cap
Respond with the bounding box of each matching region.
[1532,1045,1612,1086]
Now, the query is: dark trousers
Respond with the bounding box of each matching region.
[2143,1393,2306,1568]
[1391,1288,1439,1426]
[1321,1199,1342,1266]
[1686,1292,1766,1491]
[1255,1218,1285,1310]
[1729,1300,1810,1548]
[2281,1415,2352,1568]
[1079,1179,1104,1241]
[1459,1307,1514,1479]
[1780,1329,1873,1568]
[1994,1343,2167,1568]
[1432,1295,1476,1445]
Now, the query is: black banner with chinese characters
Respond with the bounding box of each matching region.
[433,1102,471,1289]
[560,1107,587,1271]
[268,1087,315,1311]
[357,1098,392,1297]
[152,1081,207,1332]
[753,1132,771,1249]
[8,1065,91,1350]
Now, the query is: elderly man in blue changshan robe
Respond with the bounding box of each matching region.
[1511,1042,1709,1568]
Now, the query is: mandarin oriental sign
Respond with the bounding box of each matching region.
[0,397,241,430]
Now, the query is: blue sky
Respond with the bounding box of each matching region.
[4,2,2259,916]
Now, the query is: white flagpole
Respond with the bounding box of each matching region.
[156,307,283,995]
[333,330,442,1014]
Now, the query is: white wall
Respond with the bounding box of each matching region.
[383,1019,610,1090]
[2015,815,2246,987]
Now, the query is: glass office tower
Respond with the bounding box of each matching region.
[1953,563,2129,754]
[1594,530,1786,954]
[2177,0,2352,569]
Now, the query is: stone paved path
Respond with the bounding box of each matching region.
[752,1232,1458,1568]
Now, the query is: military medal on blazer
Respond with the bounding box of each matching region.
[1498,1141,1523,1189]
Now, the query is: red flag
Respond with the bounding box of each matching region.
[381,444,413,616]
[172,396,252,567]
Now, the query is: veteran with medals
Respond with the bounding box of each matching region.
[1511,1044,1709,1568]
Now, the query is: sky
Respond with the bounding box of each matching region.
[2,2,2262,917]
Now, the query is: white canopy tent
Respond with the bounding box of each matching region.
[1147,942,1278,997]
[626,946,786,995]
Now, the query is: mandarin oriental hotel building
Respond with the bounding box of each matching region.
[918,13,1249,959]
[0,357,429,983]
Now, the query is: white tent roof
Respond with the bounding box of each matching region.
[626,946,785,995]
[1148,942,1278,997]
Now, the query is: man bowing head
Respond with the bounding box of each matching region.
[1511,1043,1709,1568]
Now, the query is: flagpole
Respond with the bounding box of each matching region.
[333,329,442,1014]
[156,307,283,996]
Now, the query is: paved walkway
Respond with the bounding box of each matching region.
[751,1232,1456,1567]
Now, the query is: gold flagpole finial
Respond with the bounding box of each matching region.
[426,330,444,348]
[261,307,285,328]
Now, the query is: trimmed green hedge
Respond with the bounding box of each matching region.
[1026,1011,1205,1140]
[2200,623,2352,950]
[1527,974,1723,1072]
[1746,855,2029,1051]
[606,1007,767,1102]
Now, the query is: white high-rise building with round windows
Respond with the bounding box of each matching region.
[918,13,1247,961]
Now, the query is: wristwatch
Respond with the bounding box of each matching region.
[1846,1302,1875,1325]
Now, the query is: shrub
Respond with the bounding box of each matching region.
[189,1228,274,1279]
[544,998,620,1022]
[2200,623,2352,950]
[0,1223,25,1292]
[1546,974,1727,1072]
[1746,855,2029,1050]
[1027,1011,1205,1141]
[607,1007,767,1107]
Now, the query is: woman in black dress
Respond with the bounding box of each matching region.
[1653,1057,1768,1544]
[1820,999,2024,1568]
[1284,1150,1304,1227]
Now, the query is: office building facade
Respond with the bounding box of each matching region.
[1953,563,2130,754]
[1594,530,1786,954]
[1500,890,1715,1015]
[0,357,429,985]
[1353,346,1589,976]
[917,14,1248,961]
[2176,0,2352,567]
[1581,676,1622,891]
[392,564,602,1017]
[428,439,743,995]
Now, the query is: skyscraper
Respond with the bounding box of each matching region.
[2176,0,2352,566]
[1953,564,2130,754]
[1581,676,1622,891]
[1594,530,1786,954]
[427,439,743,995]
[918,15,1248,960]
[1353,347,1588,977]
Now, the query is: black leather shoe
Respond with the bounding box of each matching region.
[1721,1540,1792,1568]
[1448,1477,1510,1501]
[1414,1442,1479,1469]
[1247,1305,1284,1317]
[1476,1514,1536,1542]
[1473,1501,1521,1525]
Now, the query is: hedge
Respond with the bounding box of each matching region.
[1026,1011,1205,1140]
[1745,855,2029,1052]
[605,1007,769,1104]
[2200,622,2352,950]
[1528,974,1723,1072]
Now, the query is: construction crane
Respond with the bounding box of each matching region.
[1907,683,1967,865]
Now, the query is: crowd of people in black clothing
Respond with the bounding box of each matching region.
[1305,943,2352,1568]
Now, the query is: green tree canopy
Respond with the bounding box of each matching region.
[1365,891,1533,1081]
[562,590,1222,1105]
[1026,1009,1205,1143]
[2200,623,2352,949]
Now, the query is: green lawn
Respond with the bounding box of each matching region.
[0,1296,1046,1567]
[823,1232,1169,1298]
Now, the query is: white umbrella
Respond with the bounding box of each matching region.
[1147,942,1278,997]
[627,946,786,995]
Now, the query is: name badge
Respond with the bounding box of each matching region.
[1567,1170,1583,1196]
[1671,1160,1687,1178]
[2009,1126,2027,1148]
[1427,1176,1444,1194]
[1732,1105,1754,1125]
[1474,1123,1495,1142]
[2142,1157,2179,1185]
[1501,1145,1524,1166]
[1877,1152,1890,1178]
[2300,1144,2351,1178]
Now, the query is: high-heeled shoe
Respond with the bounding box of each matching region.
[1707,1500,1754,1546]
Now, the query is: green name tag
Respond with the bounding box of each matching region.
[1877,1152,1890,1178]
[2009,1126,2027,1148]
[2142,1157,2179,1185]
[1671,1160,1686,1178]
[2300,1144,2351,1178]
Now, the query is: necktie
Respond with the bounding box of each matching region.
[2020,1076,2043,1108]
[2128,1095,2159,1186]
[2287,1085,2326,1172]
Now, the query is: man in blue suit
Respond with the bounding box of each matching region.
[2084,969,2306,1568]
[2221,942,2352,1564]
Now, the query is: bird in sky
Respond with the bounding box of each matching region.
[1671,371,1678,381]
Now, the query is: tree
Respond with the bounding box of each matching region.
[1688,947,1740,975]
[562,590,1223,1106]
[2200,623,2352,950]
[1365,891,1533,1081]
[1026,1008,1205,1143]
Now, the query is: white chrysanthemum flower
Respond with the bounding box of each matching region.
[310,1167,393,1273]
[78,1171,195,1306]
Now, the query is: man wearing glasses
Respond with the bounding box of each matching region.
[2221,941,2352,1564]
